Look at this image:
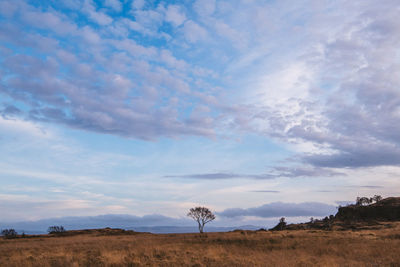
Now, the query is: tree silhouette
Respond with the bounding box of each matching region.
[47,226,66,234]
[373,195,382,203]
[187,206,216,233]
[1,229,18,239]
[356,197,371,206]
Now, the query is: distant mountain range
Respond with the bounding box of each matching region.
[126,225,261,234]
[0,214,262,235]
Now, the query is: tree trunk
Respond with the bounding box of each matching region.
[199,223,204,233]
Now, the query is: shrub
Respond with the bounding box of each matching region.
[2,229,18,239]
[47,226,66,234]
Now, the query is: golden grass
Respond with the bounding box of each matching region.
[1,223,400,266]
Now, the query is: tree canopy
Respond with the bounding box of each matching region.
[187,206,216,233]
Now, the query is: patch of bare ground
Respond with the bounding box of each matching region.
[1,223,400,266]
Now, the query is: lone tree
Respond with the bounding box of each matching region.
[187,206,216,233]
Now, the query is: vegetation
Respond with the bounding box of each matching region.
[1,196,399,265]
[270,217,287,231]
[356,195,382,206]
[1,223,400,266]
[187,206,216,233]
[47,226,66,235]
[336,196,400,222]
[1,229,18,239]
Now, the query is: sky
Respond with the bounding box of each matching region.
[1,0,400,228]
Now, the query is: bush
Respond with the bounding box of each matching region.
[47,226,66,234]
[2,229,18,239]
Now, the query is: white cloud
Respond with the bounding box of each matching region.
[165,5,187,27]
[0,116,54,139]
[21,10,77,36]
[214,20,246,49]
[159,49,188,70]
[258,62,314,105]
[83,0,113,25]
[104,0,122,12]
[0,0,19,18]
[131,0,145,10]
[130,8,165,36]
[183,20,208,43]
[80,25,101,43]
[193,0,216,17]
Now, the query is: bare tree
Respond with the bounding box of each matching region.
[187,206,216,233]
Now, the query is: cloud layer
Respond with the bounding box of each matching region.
[165,166,345,180]
[219,202,337,218]
[1,0,399,170]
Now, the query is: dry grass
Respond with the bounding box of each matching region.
[1,223,400,266]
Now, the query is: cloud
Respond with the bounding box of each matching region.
[131,0,145,10]
[0,0,18,18]
[0,195,96,221]
[159,49,188,70]
[193,0,215,17]
[214,20,246,49]
[21,9,77,36]
[346,185,384,189]
[236,1,400,170]
[130,8,164,35]
[2,0,400,172]
[219,202,337,218]
[83,0,113,25]
[0,2,217,140]
[165,5,186,27]
[166,173,255,179]
[165,166,344,180]
[1,105,21,117]
[250,190,280,193]
[183,20,208,43]
[80,25,101,43]
[0,116,53,139]
[104,0,122,12]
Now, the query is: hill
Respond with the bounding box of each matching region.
[336,197,400,221]
[276,197,400,231]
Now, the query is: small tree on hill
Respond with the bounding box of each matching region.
[270,217,287,231]
[356,197,371,206]
[373,195,382,203]
[187,206,216,233]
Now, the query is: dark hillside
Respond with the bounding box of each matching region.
[335,197,400,221]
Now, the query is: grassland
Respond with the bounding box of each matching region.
[1,223,400,266]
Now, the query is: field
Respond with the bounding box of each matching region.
[1,223,400,266]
